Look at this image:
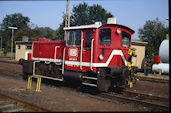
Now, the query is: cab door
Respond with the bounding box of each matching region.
[64,30,82,71]
[81,30,93,71]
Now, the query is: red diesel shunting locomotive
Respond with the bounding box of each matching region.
[22,17,136,92]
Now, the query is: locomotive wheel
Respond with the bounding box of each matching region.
[121,68,130,82]
[97,68,111,92]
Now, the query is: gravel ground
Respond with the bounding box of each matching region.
[0,76,137,112]
[0,61,169,111]
[0,62,22,73]
[126,80,169,98]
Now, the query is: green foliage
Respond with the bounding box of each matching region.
[138,18,168,59]
[39,27,55,39]
[89,4,113,24]
[55,2,114,40]
[1,13,30,30]
[71,2,113,26]
[0,13,57,54]
[71,2,89,26]
[0,13,30,53]
[53,23,65,40]
[53,14,65,40]
[14,27,44,41]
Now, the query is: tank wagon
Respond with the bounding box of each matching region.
[22,18,136,92]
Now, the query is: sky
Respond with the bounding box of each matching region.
[0,0,169,40]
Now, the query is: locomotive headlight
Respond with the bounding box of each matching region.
[117,28,121,34]
[99,54,104,61]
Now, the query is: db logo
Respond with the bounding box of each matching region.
[69,48,78,57]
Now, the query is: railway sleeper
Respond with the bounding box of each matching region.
[0,101,24,112]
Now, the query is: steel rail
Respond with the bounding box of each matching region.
[99,93,169,111]
[0,59,19,64]
[122,90,169,103]
[0,100,24,112]
[0,68,22,75]
[0,92,53,112]
[0,61,169,111]
[135,75,169,83]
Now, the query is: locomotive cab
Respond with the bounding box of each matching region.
[63,19,135,91]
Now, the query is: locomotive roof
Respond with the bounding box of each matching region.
[64,23,134,33]
[63,23,102,30]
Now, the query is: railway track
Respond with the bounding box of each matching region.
[0,97,25,112]
[0,61,169,111]
[0,92,52,112]
[0,59,19,64]
[122,90,169,103]
[135,74,169,83]
[0,68,22,75]
[0,100,24,112]
[99,91,169,111]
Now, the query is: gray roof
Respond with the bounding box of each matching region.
[132,40,148,46]
[15,41,33,44]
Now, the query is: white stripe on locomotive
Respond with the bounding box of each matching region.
[32,49,127,67]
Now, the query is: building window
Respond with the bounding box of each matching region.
[26,45,32,50]
[18,45,21,49]
[99,28,111,45]
[121,31,131,48]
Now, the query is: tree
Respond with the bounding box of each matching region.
[1,13,30,30]
[14,27,44,42]
[71,2,113,26]
[53,14,65,40]
[54,2,114,40]
[89,4,113,24]
[70,2,89,26]
[39,27,55,39]
[0,13,30,54]
[138,18,168,59]
[53,23,65,40]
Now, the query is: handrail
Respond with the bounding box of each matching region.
[54,46,60,62]
[33,61,40,75]
[62,47,65,74]
[80,38,83,70]
[90,39,94,70]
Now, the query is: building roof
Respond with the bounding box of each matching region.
[15,41,33,44]
[132,40,148,46]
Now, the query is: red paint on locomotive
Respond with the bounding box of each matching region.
[32,24,134,73]
[23,19,136,92]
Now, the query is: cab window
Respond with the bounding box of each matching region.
[85,32,92,50]
[66,30,81,47]
[99,28,111,45]
[121,31,131,47]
